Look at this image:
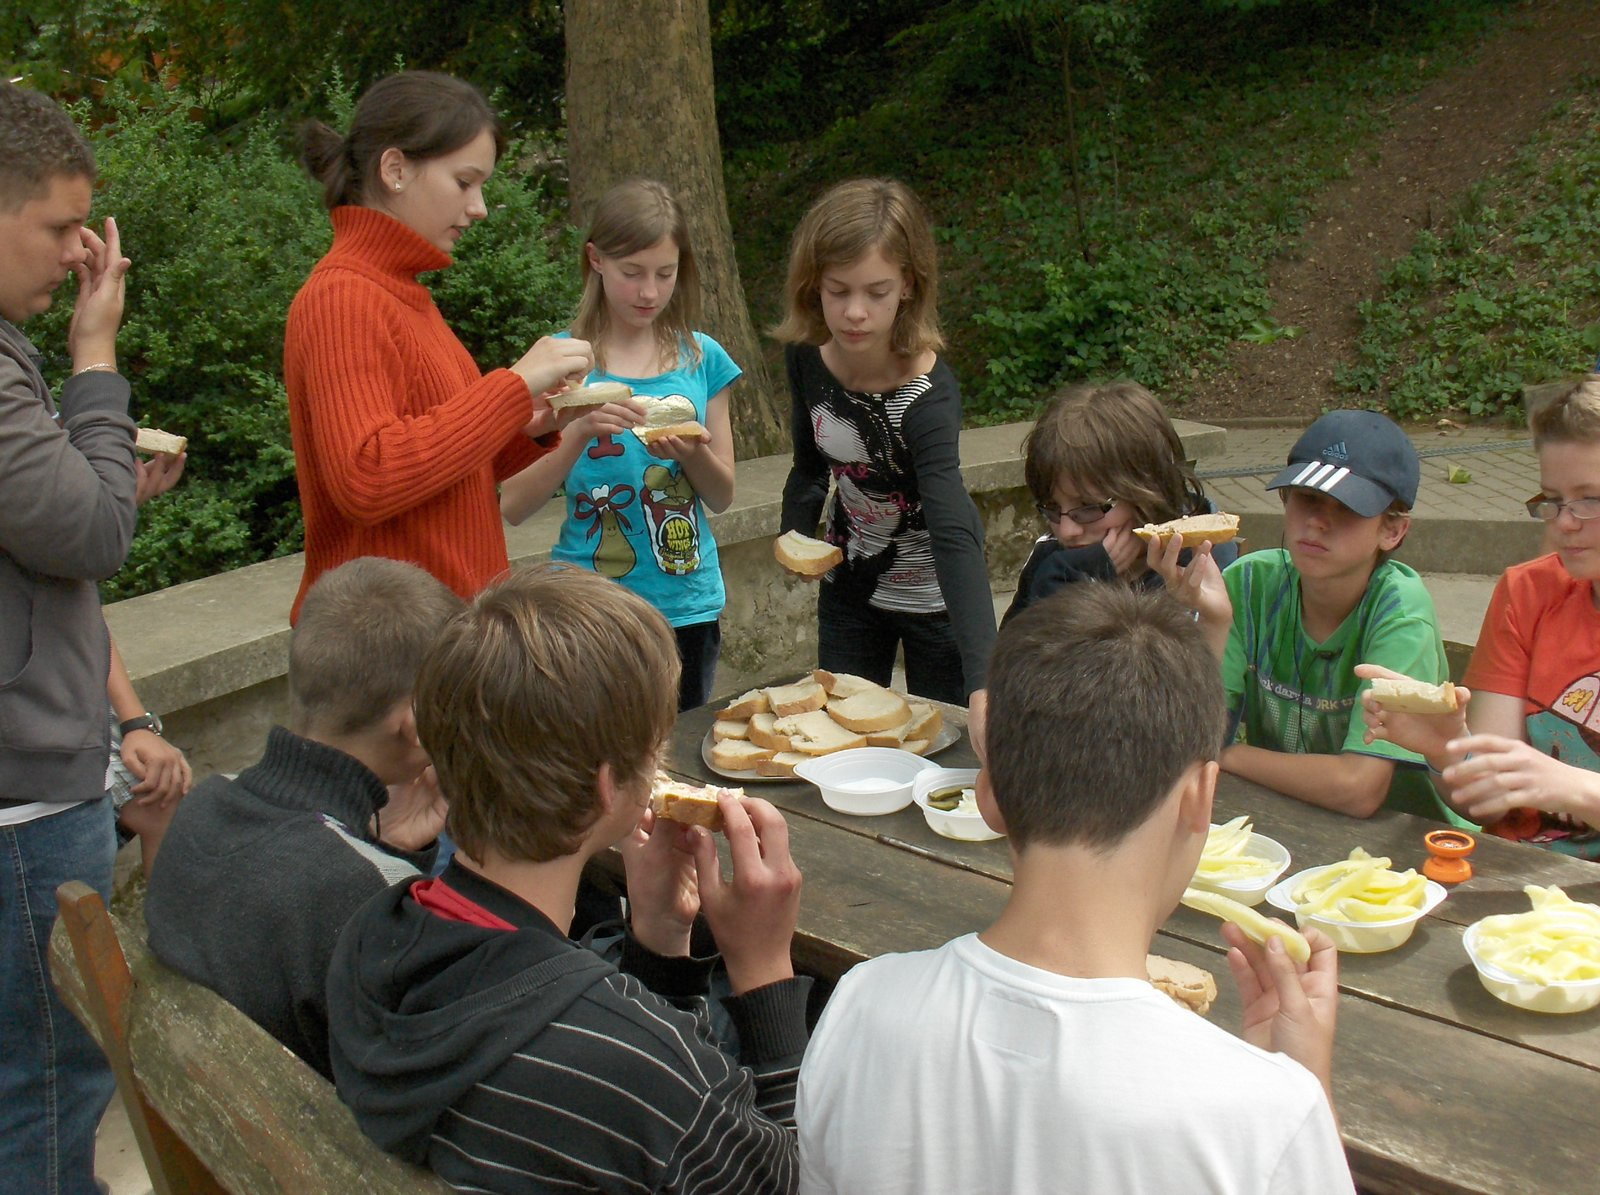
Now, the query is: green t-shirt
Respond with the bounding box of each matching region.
[1220,550,1471,827]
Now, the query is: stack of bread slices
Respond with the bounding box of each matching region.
[709,670,945,776]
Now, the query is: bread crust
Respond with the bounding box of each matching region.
[774,531,843,577]
[651,781,735,831]
[637,420,709,444]
[1368,676,1460,714]
[1132,512,1240,548]
[548,381,633,409]
[135,427,188,455]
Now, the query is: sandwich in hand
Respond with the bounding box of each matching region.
[1146,954,1217,1015]
[135,427,188,456]
[774,530,843,577]
[1132,511,1240,548]
[649,775,744,832]
[548,381,635,410]
[1367,676,1460,715]
[635,395,710,445]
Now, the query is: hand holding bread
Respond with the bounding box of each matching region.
[1354,663,1471,763]
[691,795,802,994]
[774,530,842,579]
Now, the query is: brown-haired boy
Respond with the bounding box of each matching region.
[327,564,809,1193]
[146,557,461,1078]
[797,585,1348,1192]
[1153,409,1465,824]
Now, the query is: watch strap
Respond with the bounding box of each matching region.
[119,713,163,737]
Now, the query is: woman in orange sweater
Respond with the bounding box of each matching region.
[285,71,590,620]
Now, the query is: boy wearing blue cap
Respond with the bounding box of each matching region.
[1154,410,1466,824]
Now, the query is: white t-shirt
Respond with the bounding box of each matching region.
[797,934,1353,1195]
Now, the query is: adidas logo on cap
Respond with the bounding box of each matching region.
[1321,441,1349,462]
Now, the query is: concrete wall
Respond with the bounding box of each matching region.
[106,419,1224,776]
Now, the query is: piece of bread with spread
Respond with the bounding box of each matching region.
[1132,511,1240,548]
[135,427,188,455]
[548,381,634,410]
[1146,954,1217,1015]
[1367,676,1460,714]
[650,776,745,832]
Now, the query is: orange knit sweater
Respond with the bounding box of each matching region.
[285,206,552,621]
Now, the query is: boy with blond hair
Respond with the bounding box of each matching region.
[1155,409,1466,824]
[797,585,1349,1193]
[147,557,460,1078]
[1362,375,1600,856]
[327,564,810,1194]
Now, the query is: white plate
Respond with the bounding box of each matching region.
[1266,865,1448,953]
[701,720,961,783]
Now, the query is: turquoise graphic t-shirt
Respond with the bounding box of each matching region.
[552,332,740,627]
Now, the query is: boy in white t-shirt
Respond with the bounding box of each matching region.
[797,584,1352,1195]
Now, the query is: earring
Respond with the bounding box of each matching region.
[394,182,403,192]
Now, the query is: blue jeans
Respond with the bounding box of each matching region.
[0,800,118,1195]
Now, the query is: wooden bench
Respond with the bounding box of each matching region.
[49,880,449,1194]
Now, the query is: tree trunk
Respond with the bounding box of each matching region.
[565,0,785,458]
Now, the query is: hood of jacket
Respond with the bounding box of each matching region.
[326,859,613,1162]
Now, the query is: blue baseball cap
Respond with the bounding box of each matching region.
[1266,410,1419,517]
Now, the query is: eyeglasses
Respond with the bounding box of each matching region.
[1525,495,1600,522]
[1034,499,1116,526]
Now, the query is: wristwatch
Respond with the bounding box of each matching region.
[119,713,163,737]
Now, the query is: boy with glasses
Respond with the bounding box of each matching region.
[1361,376,1600,857]
[1154,409,1465,825]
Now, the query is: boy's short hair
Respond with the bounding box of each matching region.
[1267,409,1419,517]
[1532,374,1600,448]
[0,83,96,213]
[289,557,463,737]
[414,564,680,865]
[987,585,1224,850]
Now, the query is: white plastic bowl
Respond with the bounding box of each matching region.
[1462,922,1600,1014]
[794,748,935,816]
[1267,865,1447,953]
[1189,831,1291,906]
[911,768,1003,842]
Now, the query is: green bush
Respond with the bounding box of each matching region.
[25,80,580,600]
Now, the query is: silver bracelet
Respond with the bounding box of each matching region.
[73,361,117,376]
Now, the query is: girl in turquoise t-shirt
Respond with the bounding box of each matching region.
[501,179,739,709]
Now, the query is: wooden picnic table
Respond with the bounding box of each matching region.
[659,695,1600,1195]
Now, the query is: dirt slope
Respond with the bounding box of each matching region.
[1184,0,1600,420]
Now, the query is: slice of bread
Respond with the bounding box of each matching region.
[637,420,710,445]
[1367,676,1460,714]
[765,679,828,717]
[651,778,742,831]
[135,427,187,455]
[722,689,769,719]
[904,703,943,743]
[755,751,811,778]
[902,738,932,756]
[711,719,749,742]
[827,689,912,734]
[708,739,775,772]
[813,670,884,699]
[774,530,843,577]
[1146,954,1217,1015]
[1132,511,1240,548]
[747,711,791,752]
[866,716,913,747]
[548,381,633,410]
[772,709,866,755]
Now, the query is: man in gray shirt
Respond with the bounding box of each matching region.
[0,81,137,1194]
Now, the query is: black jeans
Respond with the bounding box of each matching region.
[675,619,722,711]
[817,580,966,705]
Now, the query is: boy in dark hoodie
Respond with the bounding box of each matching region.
[327,563,810,1194]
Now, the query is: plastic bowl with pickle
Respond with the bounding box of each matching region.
[911,768,1003,841]
[1267,862,1447,953]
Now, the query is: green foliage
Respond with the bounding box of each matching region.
[1338,84,1600,420]
[21,78,579,600]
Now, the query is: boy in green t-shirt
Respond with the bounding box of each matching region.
[1152,410,1467,825]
